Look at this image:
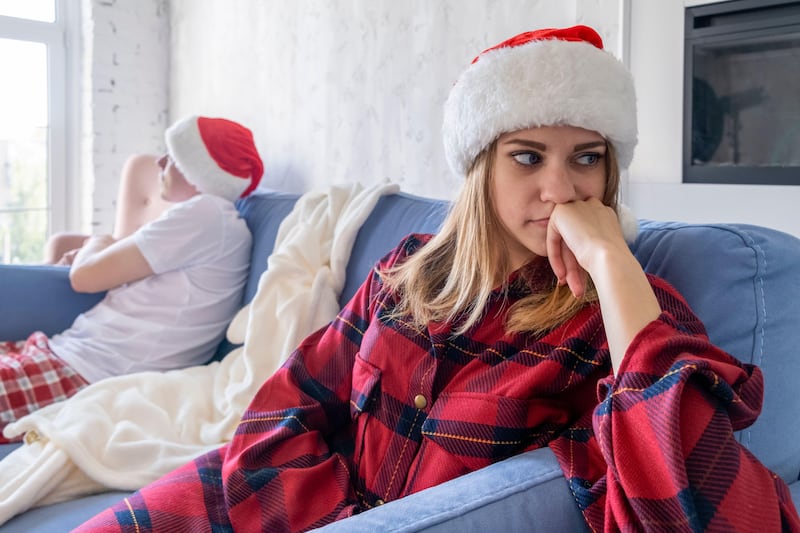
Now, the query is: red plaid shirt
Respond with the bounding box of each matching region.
[79,234,800,532]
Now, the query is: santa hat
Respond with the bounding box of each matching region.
[442,25,637,178]
[164,115,264,202]
[442,25,639,242]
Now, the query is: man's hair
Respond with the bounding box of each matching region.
[382,140,620,336]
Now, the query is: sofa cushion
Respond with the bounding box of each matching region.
[0,490,131,533]
[0,265,104,341]
[0,442,19,461]
[211,191,300,361]
[314,446,588,533]
[341,193,449,305]
[236,191,301,304]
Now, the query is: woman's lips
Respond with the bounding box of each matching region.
[530,217,549,227]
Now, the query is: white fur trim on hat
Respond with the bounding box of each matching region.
[165,116,252,202]
[442,35,637,178]
[617,203,639,243]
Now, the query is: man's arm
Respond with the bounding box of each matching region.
[69,234,154,293]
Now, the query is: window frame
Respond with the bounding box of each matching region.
[0,0,80,237]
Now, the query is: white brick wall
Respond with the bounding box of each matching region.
[81,0,169,234]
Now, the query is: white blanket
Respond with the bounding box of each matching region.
[0,182,399,525]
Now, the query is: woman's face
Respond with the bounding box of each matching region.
[491,125,608,270]
[157,154,199,202]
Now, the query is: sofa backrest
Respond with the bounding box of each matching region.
[216,191,448,359]
[210,191,300,360]
[236,191,301,303]
[233,190,800,485]
[341,193,450,305]
[235,190,450,306]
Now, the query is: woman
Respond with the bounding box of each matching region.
[77,26,800,532]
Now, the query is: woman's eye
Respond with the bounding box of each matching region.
[575,152,602,166]
[512,152,541,166]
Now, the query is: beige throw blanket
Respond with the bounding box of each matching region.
[0,182,399,525]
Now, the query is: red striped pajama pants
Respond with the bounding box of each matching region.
[0,332,89,444]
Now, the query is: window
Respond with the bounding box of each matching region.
[684,0,800,185]
[0,0,75,263]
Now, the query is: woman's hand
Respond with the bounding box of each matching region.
[545,199,662,374]
[545,198,627,299]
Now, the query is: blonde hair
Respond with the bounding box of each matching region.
[383,139,621,336]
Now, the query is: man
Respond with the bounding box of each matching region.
[0,115,263,443]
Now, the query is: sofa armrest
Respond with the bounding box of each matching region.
[314,446,588,532]
[0,265,104,341]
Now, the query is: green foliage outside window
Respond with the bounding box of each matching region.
[0,136,48,264]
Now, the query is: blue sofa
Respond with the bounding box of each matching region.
[1,189,799,532]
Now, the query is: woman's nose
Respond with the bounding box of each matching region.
[539,164,576,204]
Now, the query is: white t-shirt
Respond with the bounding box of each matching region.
[50,194,252,383]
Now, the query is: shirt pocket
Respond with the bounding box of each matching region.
[350,354,382,420]
[420,391,567,471]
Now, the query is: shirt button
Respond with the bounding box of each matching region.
[414,394,428,409]
[375,499,385,506]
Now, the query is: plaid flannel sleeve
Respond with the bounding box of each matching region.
[220,239,412,532]
[563,276,800,532]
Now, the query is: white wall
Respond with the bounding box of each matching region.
[81,0,800,237]
[628,0,800,236]
[168,0,623,200]
[80,0,169,234]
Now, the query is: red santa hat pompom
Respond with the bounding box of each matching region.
[165,115,264,202]
[442,25,639,241]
